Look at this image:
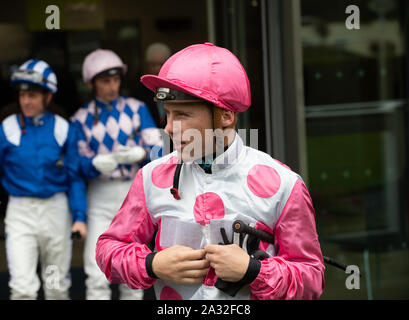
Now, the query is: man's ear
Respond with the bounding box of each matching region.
[220,109,237,129]
[213,107,237,130]
[45,92,53,105]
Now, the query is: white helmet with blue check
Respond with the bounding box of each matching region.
[11,59,57,94]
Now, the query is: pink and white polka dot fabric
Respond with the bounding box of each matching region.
[247,164,281,198]
[193,192,225,226]
[151,156,178,189]
[96,133,325,300]
[160,285,183,300]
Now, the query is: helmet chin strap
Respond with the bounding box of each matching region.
[212,106,224,158]
[212,106,223,131]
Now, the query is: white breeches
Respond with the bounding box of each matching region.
[83,179,143,300]
[5,193,72,300]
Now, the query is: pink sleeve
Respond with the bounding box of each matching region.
[249,179,325,300]
[95,169,157,289]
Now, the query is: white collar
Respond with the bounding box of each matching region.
[191,132,244,173]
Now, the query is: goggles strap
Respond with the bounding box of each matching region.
[170,162,183,200]
[154,87,201,103]
[18,113,26,135]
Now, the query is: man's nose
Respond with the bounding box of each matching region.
[164,119,182,140]
[164,116,173,136]
[108,81,116,90]
[20,95,29,106]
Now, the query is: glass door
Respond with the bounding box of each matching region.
[301,0,409,299]
[213,0,267,152]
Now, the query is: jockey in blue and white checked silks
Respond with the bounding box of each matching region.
[71,49,163,300]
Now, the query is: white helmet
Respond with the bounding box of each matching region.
[82,49,127,83]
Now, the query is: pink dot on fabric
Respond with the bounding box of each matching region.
[151,156,178,188]
[247,165,281,198]
[160,286,183,300]
[204,267,217,287]
[193,192,225,226]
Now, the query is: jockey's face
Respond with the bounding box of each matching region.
[19,90,50,118]
[93,74,121,103]
[163,102,214,162]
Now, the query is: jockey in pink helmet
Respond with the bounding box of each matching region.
[96,43,325,300]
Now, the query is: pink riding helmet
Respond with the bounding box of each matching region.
[141,42,251,113]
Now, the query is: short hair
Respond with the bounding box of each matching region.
[145,42,172,62]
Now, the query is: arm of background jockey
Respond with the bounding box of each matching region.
[70,120,101,179]
[64,124,87,224]
[0,125,6,175]
[95,168,157,289]
[249,179,325,300]
[136,104,163,163]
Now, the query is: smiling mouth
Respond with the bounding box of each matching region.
[173,141,188,149]
[22,107,33,113]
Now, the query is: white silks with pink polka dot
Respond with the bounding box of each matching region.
[96,134,325,300]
